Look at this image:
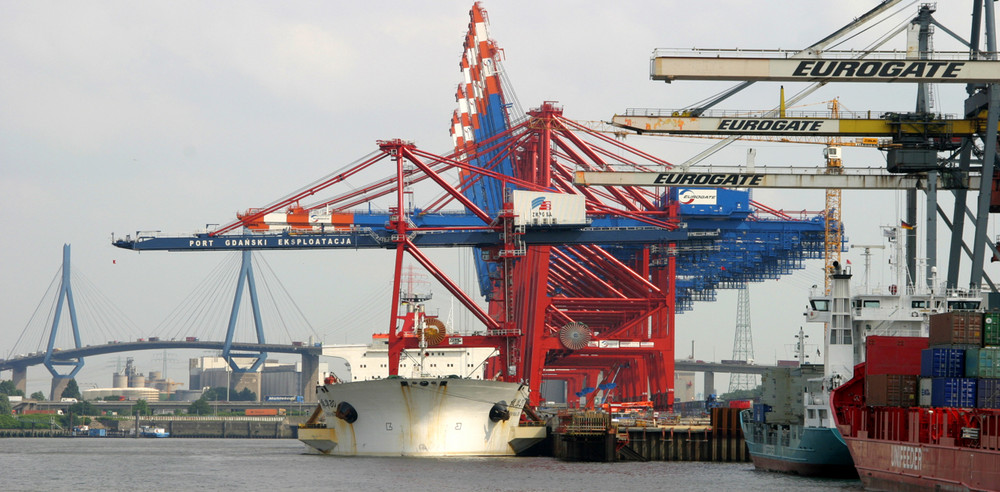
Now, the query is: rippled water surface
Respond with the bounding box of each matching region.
[1,438,863,491]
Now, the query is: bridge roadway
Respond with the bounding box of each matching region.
[1,341,775,400]
[0,340,321,371]
[674,360,776,396]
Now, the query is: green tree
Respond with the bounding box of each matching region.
[30,391,45,401]
[133,399,152,416]
[0,394,11,415]
[0,380,25,397]
[232,388,256,402]
[720,386,763,402]
[67,400,99,416]
[61,379,82,400]
[203,387,228,401]
[188,397,211,415]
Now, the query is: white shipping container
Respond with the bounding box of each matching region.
[919,378,932,407]
[511,190,586,227]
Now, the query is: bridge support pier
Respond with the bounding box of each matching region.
[12,366,27,394]
[300,353,319,403]
[703,371,715,397]
[50,375,73,401]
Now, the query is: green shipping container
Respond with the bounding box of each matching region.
[986,313,1000,347]
[965,347,1000,378]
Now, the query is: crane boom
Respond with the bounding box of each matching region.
[651,51,1000,84]
[574,170,978,190]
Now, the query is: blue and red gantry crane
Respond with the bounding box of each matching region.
[114,2,830,410]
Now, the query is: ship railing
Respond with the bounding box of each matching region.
[517,420,547,427]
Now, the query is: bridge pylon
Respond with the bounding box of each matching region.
[222,250,268,373]
[43,244,86,381]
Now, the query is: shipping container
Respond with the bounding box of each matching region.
[985,313,1000,347]
[185,337,199,342]
[511,190,587,227]
[929,311,983,346]
[918,378,933,407]
[245,408,286,416]
[728,399,752,409]
[752,403,771,423]
[866,336,928,375]
[930,377,977,408]
[866,374,918,407]
[978,378,1000,409]
[965,347,1000,379]
[921,348,966,378]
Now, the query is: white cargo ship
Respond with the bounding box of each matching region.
[298,301,545,456]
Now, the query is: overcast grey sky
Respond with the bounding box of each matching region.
[1,1,989,396]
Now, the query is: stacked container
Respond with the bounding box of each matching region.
[984,312,1000,347]
[867,336,928,375]
[866,373,918,407]
[921,348,965,377]
[931,377,977,407]
[929,311,982,347]
[978,378,1000,408]
[973,313,1000,409]
[865,336,927,407]
[925,311,1000,409]
[965,347,1000,378]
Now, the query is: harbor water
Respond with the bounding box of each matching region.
[1,438,861,491]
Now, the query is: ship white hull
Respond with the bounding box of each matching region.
[301,378,531,456]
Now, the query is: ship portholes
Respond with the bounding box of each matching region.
[335,401,358,423]
[489,401,510,422]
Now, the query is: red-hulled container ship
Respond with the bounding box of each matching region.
[831,312,1000,491]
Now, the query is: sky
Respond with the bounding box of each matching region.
[0,1,993,397]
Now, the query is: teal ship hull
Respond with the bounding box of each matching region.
[739,409,856,478]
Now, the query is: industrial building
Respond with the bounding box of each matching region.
[188,356,328,401]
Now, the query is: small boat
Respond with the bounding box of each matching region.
[139,425,169,438]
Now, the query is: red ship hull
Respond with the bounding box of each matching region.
[842,435,1000,491]
[832,360,1000,492]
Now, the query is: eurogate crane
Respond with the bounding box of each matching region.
[590,1,1000,295]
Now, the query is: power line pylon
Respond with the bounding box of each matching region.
[728,285,757,392]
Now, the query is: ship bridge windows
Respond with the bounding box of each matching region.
[810,299,830,311]
[911,300,929,308]
[948,300,981,310]
[853,299,881,309]
[831,328,852,345]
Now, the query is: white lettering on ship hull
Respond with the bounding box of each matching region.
[889,444,923,471]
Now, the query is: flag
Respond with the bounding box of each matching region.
[846,259,851,265]
[901,220,915,230]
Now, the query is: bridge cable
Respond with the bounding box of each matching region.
[7,267,60,359]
